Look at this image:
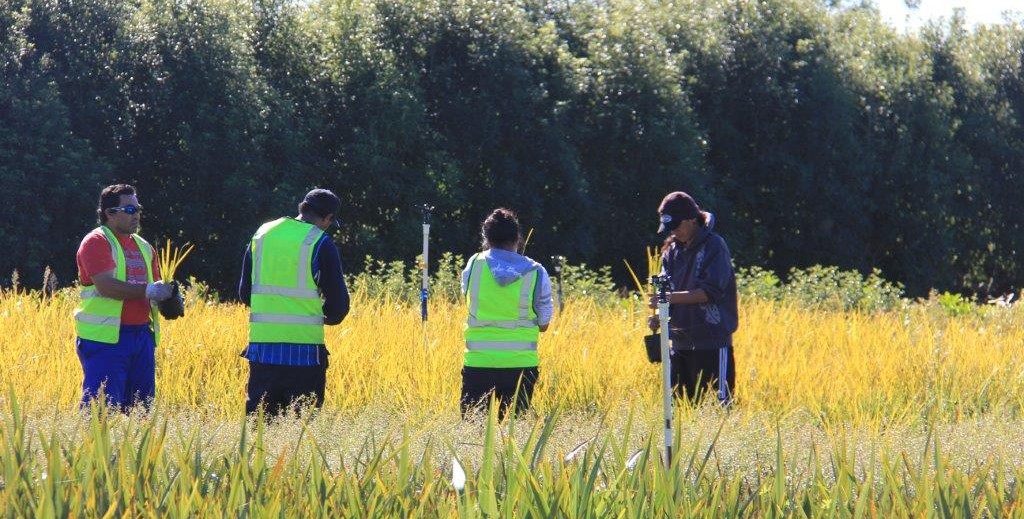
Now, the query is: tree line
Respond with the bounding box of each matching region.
[2,0,1022,297]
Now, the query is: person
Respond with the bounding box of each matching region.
[74,184,175,411]
[238,188,350,416]
[461,208,554,418]
[648,191,738,404]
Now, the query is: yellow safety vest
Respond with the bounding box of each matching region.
[248,217,326,344]
[73,226,159,345]
[463,253,540,368]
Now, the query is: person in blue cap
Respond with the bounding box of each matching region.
[648,191,738,405]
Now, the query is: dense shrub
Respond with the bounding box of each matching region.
[3,0,1023,298]
[738,265,906,312]
[346,254,908,313]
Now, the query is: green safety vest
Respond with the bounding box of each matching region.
[248,217,326,344]
[463,253,540,368]
[74,226,160,345]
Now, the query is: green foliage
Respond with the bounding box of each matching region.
[735,266,783,301]
[430,251,468,302]
[183,275,220,303]
[931,290,976,317]
[349,255,413,302]
[738,265,906,312]
[782,266,906,312]
[0,0,107,288]
[2,0,1024,298]
[348,253,909,313]
[347,253,617,304]
[558,262,616,303]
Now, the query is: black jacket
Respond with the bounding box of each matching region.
[660,217,738,350]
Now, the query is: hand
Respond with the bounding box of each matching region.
[649,292,673,309]
[146,281,174,302]
[647,315,660,332]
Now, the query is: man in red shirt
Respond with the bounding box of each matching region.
[74,184,174,411]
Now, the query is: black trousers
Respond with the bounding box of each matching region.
[461,366,538,419]
[245,359,328,416]
[670,347,735,404]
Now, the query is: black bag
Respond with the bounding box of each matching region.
[158,280,185,320]
[643,333,661,363]
[645,326,701,362]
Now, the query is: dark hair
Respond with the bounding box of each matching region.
[661,235,674,254]
[481,208,521,250]
[97,184,136,225]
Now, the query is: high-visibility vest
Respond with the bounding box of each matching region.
[463,253,540,368]
[74,226,159,345]
[248,217,326,344]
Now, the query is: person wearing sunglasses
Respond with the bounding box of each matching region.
[238,188,350,417]
[74,184,176,412]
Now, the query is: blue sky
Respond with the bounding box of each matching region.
[874,0,1023,32]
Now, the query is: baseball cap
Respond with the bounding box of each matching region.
[302,188,342,228]
[657,191,700,233]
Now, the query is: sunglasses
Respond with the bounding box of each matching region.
[107,204,143,215]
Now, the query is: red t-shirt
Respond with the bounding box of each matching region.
[77,229,161,326]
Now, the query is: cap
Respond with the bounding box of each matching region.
[657,191,700,233]
[302,188,342,228]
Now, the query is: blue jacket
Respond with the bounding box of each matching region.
[660,215,738,350]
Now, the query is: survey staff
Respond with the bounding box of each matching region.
[648,191,738,404]
[461,208,554,418]
[238,189,350,416]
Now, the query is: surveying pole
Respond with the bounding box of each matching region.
[417,204,434,340]
[652,274,673,467]
[551,255,565,313]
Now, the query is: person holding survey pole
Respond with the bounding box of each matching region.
[647,191,739,404]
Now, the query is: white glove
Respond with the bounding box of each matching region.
[146,281,174,302]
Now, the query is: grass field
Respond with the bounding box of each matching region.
[1,282,1024,516]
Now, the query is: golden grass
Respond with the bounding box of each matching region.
[158,239,194,282]
[1,287,1023,425]
[623,246,662,294]
[3,286,1024,515]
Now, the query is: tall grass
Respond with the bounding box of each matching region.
[2,396,1023,517]
[2,267,1024,516]
[2,283,1022,423]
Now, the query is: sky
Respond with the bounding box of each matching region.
[874,0,1023,32]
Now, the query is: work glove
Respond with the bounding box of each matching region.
[146,281,174,302]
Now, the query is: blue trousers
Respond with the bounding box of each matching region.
[77,324,156,411]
